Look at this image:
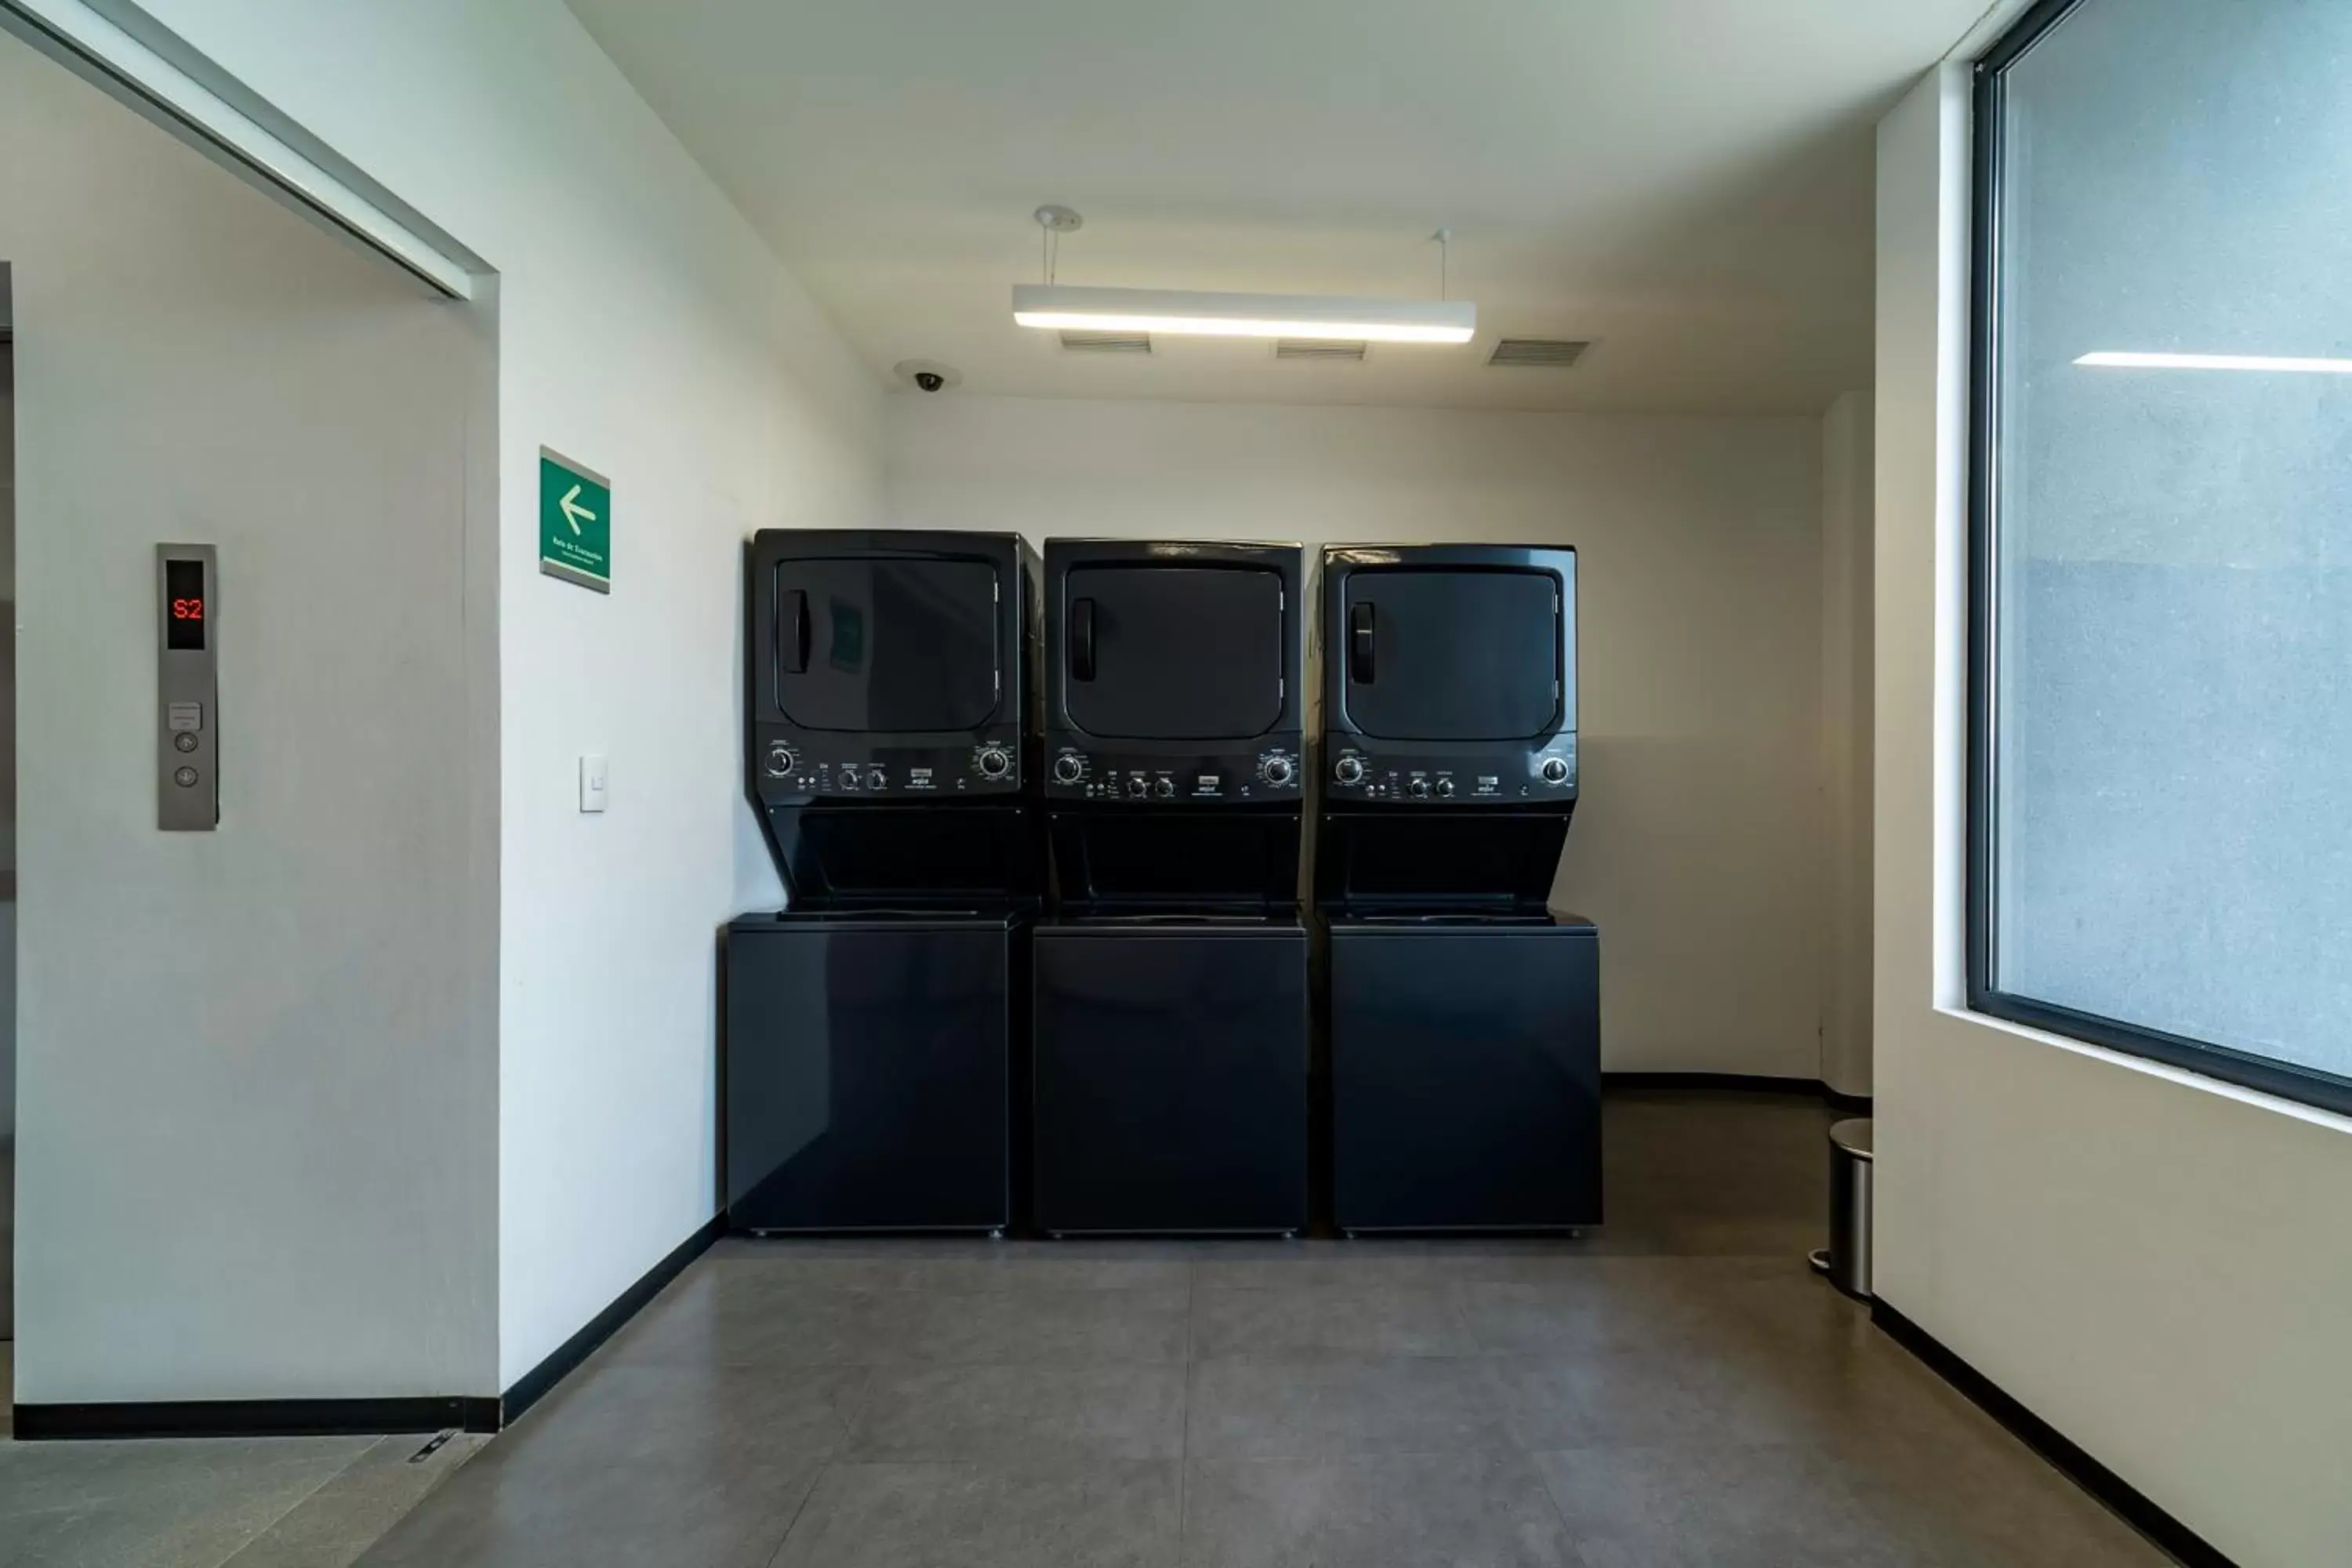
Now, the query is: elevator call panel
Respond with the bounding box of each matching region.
[157,544,219,831]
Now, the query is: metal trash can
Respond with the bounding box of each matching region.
[1809,1117,1874,1298]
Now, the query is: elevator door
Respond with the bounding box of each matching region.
[1065,565,1284,740]
[1341,568,1564,741]
[773,556,1001,732]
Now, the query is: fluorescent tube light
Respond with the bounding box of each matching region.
[2074,351,2352,375]
[0,0,477,299]
[1013,285,1475,345]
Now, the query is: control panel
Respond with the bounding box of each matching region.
[157,544,219,832]
[753,731,1025,801]
[1324,739,1577,804]
[1046,745,1302,804]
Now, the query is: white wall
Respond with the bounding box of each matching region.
[1874,66,2352,1568]
[889,394,1826,1078]
[1,37,498,1399]
[2,329,16,1148]
[1819,390,1873,1095]
[118,0,887,1388]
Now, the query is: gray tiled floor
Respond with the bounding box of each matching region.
[350,1090,2176,1567]
[0,1092,2180,1566]
[0,1363,485,1568]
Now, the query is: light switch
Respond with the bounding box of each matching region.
[579,753,608,813]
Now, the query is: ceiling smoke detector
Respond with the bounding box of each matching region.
[1274,339,1368,361]
[1487,338,1591,368]
[1058,329,1152,354]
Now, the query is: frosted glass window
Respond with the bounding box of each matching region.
[1973,0,2352,1110]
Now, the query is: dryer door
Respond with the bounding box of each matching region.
[772,555,1001,732]
[1341,568,1563,742]
[1065,564,1285,740]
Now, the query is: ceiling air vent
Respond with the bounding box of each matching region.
[1488,338,1590,368]
[1274,339,1368,361]
[1058,329,1152,354]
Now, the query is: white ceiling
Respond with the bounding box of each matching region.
[566,0,1985,413]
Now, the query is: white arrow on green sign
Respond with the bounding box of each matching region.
[539,448,612,593]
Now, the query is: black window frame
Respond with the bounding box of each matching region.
[1966,0,2352,1117]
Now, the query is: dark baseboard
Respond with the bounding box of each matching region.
[13,1394,499,1441]
[1871,1298,2234,1568]
[13,1214,724,1442]
[499,1212,724,1427]
[1603,1070,1872,1113]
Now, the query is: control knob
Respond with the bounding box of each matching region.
[1125,775,1150,798]
[764,742,797,779]
[1540,757,1570,786]
[1154,776,1176,798]
[866,767,887,790]
[1408,777,1431,800]
[1333,755,1365,787]
[1436,778,1455,798]
[1261,755,1296,787]
[1052,753,1085,785]
[838,768,859,791]
[977,745,1012,779]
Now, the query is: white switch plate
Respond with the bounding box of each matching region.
[579,753,608,813]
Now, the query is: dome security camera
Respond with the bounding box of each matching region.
[893,359,962,394]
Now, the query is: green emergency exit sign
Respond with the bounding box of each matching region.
[539,448,611,593]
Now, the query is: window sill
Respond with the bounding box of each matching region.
[1933,999,2352,1137]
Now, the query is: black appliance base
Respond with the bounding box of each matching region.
[1329,911,1602,1232]
[1033,916,1309,1236]
[724,909,1022,1234]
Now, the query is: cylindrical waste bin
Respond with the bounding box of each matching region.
[1809,1117,1873,1298]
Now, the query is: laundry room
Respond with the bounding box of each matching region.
[7,4,2346,1566]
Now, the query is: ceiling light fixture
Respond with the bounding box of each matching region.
[1012,208,1476,345]
[2075,350,2352,375]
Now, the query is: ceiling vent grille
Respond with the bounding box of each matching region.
[1488,338,1590,368]
[1058,329,1152,354]
[1274,339,1368,361]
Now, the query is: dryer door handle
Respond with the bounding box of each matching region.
[1070,597,1098,682]
[780,587,810,675]
[1348,601,1375,684]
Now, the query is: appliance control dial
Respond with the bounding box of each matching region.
[1153,776,1176,798]
[1333,755,1366,786]
[1125,775,1149,798]
[1436,778,1456,798]
[866,767,887,790]
[1540,757,1570,785]
[1052,753,1086,784]
[838,768,859,790]
[1408,778,1432,799]
[765,742,796,779]
[976,745,1012,779]
[1261,755,1296,787]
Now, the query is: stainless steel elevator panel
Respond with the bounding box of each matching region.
[156,544,219,832]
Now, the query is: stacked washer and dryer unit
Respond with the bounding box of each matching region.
[1318,545,1601,1233]
[725,531,1598,1238]
[1031,541,1312,1236]
[726,529,1040,1235]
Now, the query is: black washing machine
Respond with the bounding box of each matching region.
[1033,539,1309,1236]
[1317,543,1601,1233]
[724,529,1040,1233]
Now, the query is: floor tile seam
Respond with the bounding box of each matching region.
[692,1279,1197,1297]
[1519,1444,1599,1559]
[1182,1439,1534,1465]
[755,1454,834,1568]
[825,1366,884,1459]
[192,1436,387,1568]
[1177,1262,1194,1559]
[798,1456,1185,1472]
[1187,1348,1494,1363]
